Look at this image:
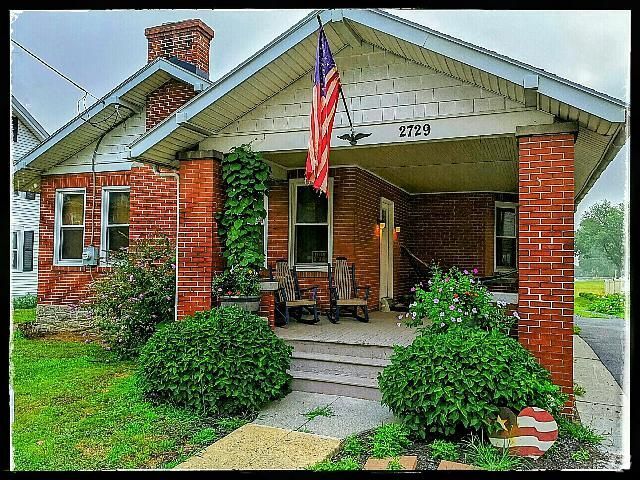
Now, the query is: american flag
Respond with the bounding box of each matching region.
[305,25,341,196]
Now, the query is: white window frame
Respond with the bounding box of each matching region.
[494,201,518,272]
[100,186,131,265]
[262,193,268,269]
[288,178,333,272]
[12,230,23,271]
[54,188,86,266]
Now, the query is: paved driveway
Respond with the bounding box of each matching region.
[575,316,626,391]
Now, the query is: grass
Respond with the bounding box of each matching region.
[387,457,404,470]
[341,435,366,456]
[12,308,36,324]
[574,384,586,397]
[571,448,591,462]
[574,279,625,318]
[302,405,334,421]
[371,423,411,459]
[307,457,360,471]
[557,418,604,445]
[463,434,522,471]
[574,280,605,296]
[429,439,460,462]
[10,336,246,470]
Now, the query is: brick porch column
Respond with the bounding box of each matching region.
[516,122,577,413]
[176,150,225,320]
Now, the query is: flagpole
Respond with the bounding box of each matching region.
[317,14,356,137]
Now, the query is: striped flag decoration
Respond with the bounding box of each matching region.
[305,24,341,196]
[488,406,558,459]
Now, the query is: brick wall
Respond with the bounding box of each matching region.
[145,80,197,131]
[145,19,214,74]
[517,132,575,409]
[176,155,225,320]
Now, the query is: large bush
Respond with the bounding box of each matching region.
[13,293,37,310]
[138,306,293,416]
[88,237,176,359]
[378,327,567,437]
[404,265,517,335]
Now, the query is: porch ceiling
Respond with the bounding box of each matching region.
[265,135,518,194]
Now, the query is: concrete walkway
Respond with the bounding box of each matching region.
[575,316,626,390]
[573,335,627,461]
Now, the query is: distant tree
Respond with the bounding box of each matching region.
[575,200,624,277]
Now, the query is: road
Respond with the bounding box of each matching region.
[575,316,626,391]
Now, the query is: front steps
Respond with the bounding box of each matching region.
[284,339,395,401]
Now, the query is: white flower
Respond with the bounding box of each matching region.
[439,312,445,317]
[453,297,459,303]
[472,307,477,314]
[433,298,440,304]
[440,322,445,327]
[405,312,410,318]
[397,322,402,327]
[457,318,463,323]
[513,311,520,319]
[411,312,417,318]
[458,308,462,313]
[398,315,403,320]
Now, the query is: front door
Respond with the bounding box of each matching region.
[379,198,394,300]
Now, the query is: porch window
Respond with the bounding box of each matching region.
[54,189,85,265]
[495,201,517,271]
[100,187,130,263]
[289,178,333,271]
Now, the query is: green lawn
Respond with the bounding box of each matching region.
[12,308,36,324]
[11,335,247,470]
[574,279,624,318]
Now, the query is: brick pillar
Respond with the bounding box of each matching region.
[176,150,225,320]
[516,123,577,413]
[259,291,276,330]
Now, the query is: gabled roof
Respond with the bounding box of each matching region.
[13,57,212,191]
[128,7,628,176]
[11,95,49,142]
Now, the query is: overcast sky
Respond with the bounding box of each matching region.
[9,9,630,223]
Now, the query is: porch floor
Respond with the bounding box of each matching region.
[275,311,420,347]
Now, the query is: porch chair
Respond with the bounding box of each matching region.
[327,257,370,324]
[268,259,320,326]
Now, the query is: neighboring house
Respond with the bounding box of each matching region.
[11,96,49,297]
[13,10,629,405]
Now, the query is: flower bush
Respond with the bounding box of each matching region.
[138,306,292,415]
[12,293,37,310]
[378,326,567,437]
[403,265,517,335]
[587,293,625,317]
[212,265,261,297]
[88,237,176,359]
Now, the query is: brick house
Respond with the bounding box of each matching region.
[13,10,628,403]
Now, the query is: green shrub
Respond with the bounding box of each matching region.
[387,457,404,470]
[590,293,625,316]
[405,265,517,335]
[88,237,176,359]
[12,293,37,310]
[378,327,567,437]
[573,325,582,335]
[307,457,360,471]
[571,448,590,462]
[371,423,411,458]
[429,439,459,461]
[463,434,522,470]
[138,306,292,416]
[578,292,599,302]
[212,265,260,297]
[557,418,603,444]
[341,435,366,456]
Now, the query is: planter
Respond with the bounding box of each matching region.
[218,295,261,314]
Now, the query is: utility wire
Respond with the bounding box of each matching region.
[11,38,100,101]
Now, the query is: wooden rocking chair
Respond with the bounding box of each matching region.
[327,257,370,324]
[269,259,320,326]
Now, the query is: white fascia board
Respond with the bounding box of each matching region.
[129,9,329,159]
[11,96,49,141]
[14,58,211,175]
[344,9,627,123]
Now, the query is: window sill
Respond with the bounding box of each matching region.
[294,264,329,272]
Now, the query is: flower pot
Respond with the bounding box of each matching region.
[218,295,261,314]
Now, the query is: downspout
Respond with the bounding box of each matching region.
[152,164,180,323]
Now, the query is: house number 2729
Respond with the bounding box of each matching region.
[398,124,431,138]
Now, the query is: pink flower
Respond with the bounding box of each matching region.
[433,298,440,304]
[463,269,469,275]
[410,287,416,292]
[473,268,478,274]
[449,305,455,310]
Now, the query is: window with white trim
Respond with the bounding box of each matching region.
[54,189,85,265]
[289,179,333,270]
[100,187,130,263]
[11,230,34,271]
[12,231,20,270]
[495,202,518,271]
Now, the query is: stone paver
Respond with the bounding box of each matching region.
[175,424,340,470]
[573,335,628,460]
[364,455,417,470]
[253,390,396,438]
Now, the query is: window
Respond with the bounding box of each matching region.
[289,179,333,270]
[54,189,85,265]
[495,202,517,271]
[100,187,130,263]
[12,116,18,142]
[25,192,36,200]
[12,231,20,270]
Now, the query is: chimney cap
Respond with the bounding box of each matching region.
[145,19,214,40]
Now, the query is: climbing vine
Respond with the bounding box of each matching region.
[219,144,270,272]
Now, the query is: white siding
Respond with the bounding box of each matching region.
[47,110,145,174]
[213,44,524,139]
[11,192,40,297]
[12,117,42,161]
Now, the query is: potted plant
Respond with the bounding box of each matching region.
[212,265,261,313]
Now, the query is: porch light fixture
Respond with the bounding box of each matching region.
[379,219,386,230]
[394,226,401,233]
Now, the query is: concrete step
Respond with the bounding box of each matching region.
[290,351,389,379]
[289,370,381,401]
[284,339,395,360]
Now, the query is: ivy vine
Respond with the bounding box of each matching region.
[218,144,270,272]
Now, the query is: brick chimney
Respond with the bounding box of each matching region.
[144,19,213,131]
[145,19,214,75]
